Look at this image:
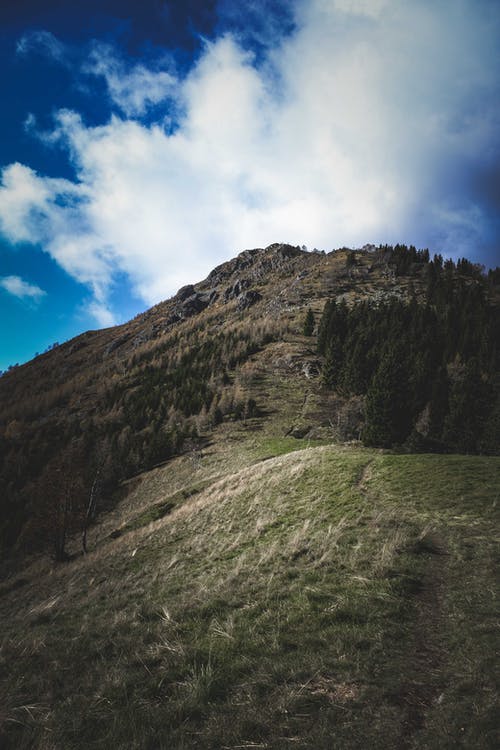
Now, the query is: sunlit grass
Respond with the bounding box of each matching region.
[0,446,498,749]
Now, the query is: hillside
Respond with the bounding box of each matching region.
[0,243,410,556]
[1,242,498,561]
[0,242,499,747]
[0,438,498,748]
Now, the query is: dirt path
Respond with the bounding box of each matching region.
[398,533,449,747]
[356,459,374,492]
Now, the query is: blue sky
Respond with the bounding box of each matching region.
[0,0,499,370]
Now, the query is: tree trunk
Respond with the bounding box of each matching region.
[82,466,101,554]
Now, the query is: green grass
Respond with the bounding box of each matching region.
[252,434,333,459]
[0,447,498,749]
[107,481,214,538]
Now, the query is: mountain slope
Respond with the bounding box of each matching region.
[0,243,421,555]
[0,440,498,748]
[0,242,499,748]
[1,242,499,559]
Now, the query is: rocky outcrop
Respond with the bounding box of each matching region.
[302,360,321,379]
[223,277,251,302]
[206,243,305,288]
[180,292,210,317]
[104,335,129,356]
[163,289,218,329]
[236,290,262,310]
[206,248,260,286]
[176,284,196,302]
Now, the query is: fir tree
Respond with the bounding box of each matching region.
[322,336,344,389]
[363,348,412,447]
[442,359,490,453]
[303,307,315,336]
[480,389,500,455]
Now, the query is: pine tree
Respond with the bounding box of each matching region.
[303,308,315,336]
[480,389,500,455]
[317,300,334,354]
[428,366,450,441]
[322,337,344,389]
[363,348,412,447]
[442,359,489,453]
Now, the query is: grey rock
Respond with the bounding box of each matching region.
[287,425,312,439]
[302,360,321,379]
[223,277,251,302]
[236,290,262,310]
[104,335,129,356]
[180,292,210,316]
[176,284,196,301]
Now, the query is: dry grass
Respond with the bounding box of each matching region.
[0,443,498,749]
[1,246,496,749]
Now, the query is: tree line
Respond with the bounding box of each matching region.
[0,316,280,560]
[318,247,500,452]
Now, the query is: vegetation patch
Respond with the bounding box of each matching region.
[0,446,497,749]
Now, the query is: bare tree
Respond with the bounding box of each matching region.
[35,445,86,561]
[82,463,101,555]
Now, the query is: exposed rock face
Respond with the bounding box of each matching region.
[180,292,210,317]
[162,289,218,329]
[131,243,309,337]
[176,284,196,301]
[132,328,157,348]
[144,243,303,333]
[206,244,305,288]
[104,335,129,356]
[236,290,262,310]
[223,277,251,302]
[205,249,259,286]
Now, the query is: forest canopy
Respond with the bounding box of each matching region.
[318,248,500,452]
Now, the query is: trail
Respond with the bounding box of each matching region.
[398,533,449,748]
[356,459,374,493]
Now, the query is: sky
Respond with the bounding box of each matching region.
[0,0,499,370]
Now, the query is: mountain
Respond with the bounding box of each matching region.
[0,243,398,556]
[0,243,499,748]
[1,242,498,559]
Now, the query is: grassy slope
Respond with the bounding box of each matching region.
[0,252,497,748]
[0,440,498,749]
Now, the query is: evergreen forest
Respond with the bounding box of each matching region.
[318,247,500,452]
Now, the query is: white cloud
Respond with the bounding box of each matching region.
[16,30,67,62]
[0,161,113,300]
[0,275,46,301]
[84,44,176,117]
[332,0,389,18]
[86,300,116,327]
[1,0,499,326]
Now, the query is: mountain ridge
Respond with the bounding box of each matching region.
[0,242,497,561]
[0,242,414,375]
[0,241,499,748]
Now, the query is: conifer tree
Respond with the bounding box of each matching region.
[322,336,344,389]
[480,389,500,455]
[303,307,315,336]
[317,300,334,354]
[428,366,450,441]
[442,359,489,453]
[363,348,412,447]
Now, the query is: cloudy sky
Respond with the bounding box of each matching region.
[0,0,499,369]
